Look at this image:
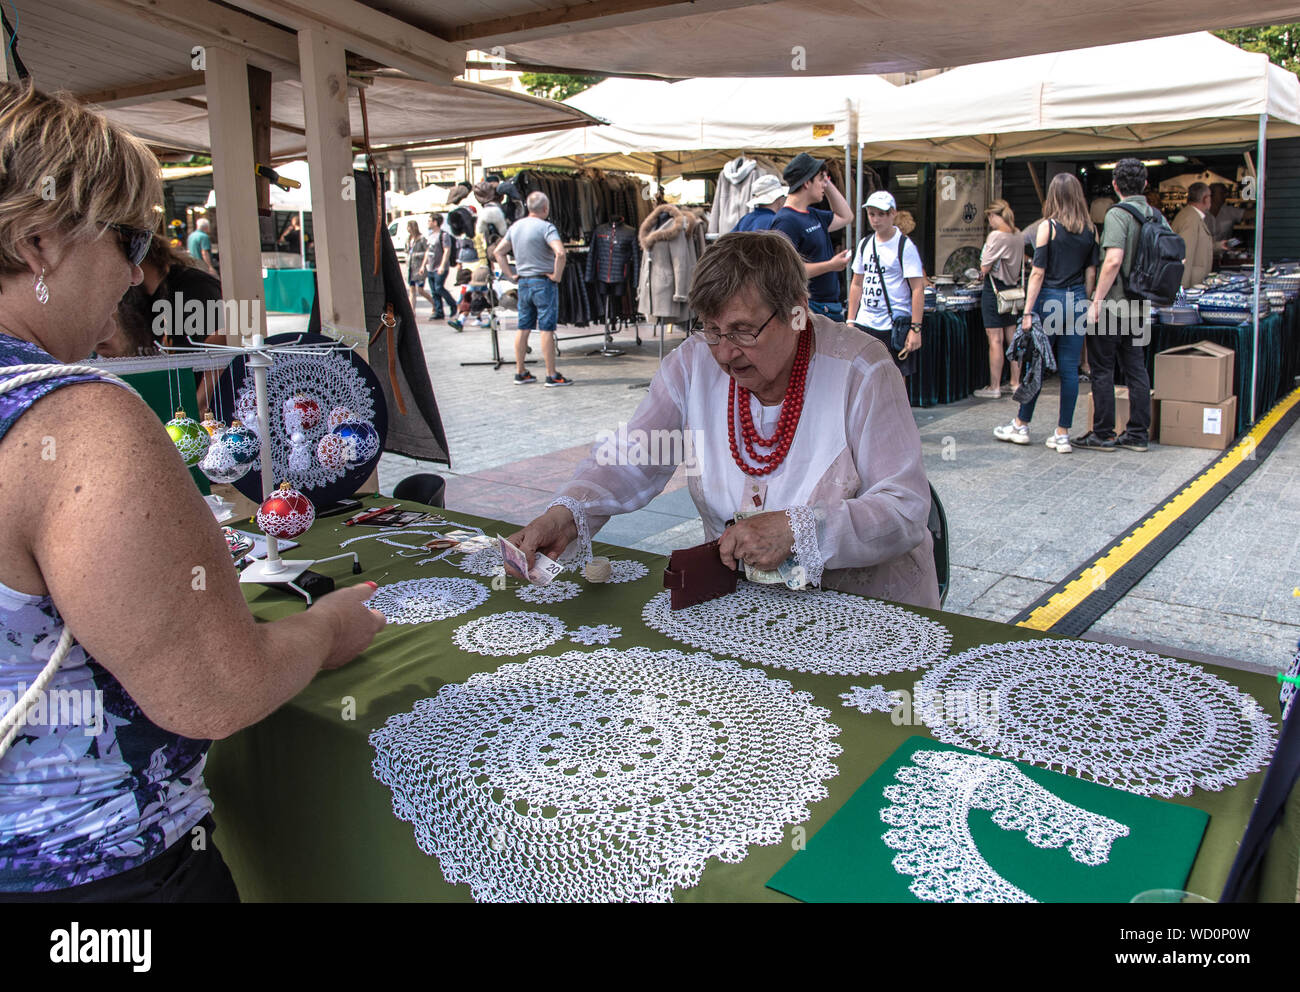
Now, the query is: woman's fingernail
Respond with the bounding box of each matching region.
[364,581,378,590]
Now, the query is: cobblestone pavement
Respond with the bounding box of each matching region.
[272,304,1299,671]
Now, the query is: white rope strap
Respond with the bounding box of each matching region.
[0,363,141,760]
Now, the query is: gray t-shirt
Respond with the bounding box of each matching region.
[505,216,561,277]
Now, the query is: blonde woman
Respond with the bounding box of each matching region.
[993,174,1097,452]
[405,220,434,313]
[0,83,382,901]
[975,199,1024,398]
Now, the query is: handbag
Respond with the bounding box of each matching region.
[869,233,915,351]
[990,243,1026,314]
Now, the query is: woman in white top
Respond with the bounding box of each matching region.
[975,199,1025,398]
[847,190,925,379]
[506,230,938,608]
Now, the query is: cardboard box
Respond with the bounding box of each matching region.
[1158,396,1237,450]
[1153,341,1235,404]
[1087,386,1129,436]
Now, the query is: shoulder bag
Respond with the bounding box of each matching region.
[990,235,1026,314]
[868,233,916,351]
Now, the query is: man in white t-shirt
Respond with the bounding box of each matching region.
[848,190,925,375]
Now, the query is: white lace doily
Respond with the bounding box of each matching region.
[516,580,581,605]
[840,685,902,715]
[607,560,650,584]
[915,638,1277,797]
[233,350,377,491]
[881,749,1130,903]
[570,624,622,645]
[370,647,842,902]
[642,582,952,676]
[365,577,489,625]
[452,611,568,656]
[454,546,506,578]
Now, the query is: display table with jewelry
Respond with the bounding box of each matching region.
[204,497,1299,903]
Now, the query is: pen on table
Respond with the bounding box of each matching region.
[344,504,400,527]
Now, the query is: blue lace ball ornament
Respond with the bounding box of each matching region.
[221,420,261,465]
[332,420,380,468]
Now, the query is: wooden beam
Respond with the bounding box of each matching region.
[85,0,299,75]
[298,26,368,354]
[203,45,268,345]
[1025,160,1045,210]
[248,65,273,213]
[173,97,307,136]
[450,0,777,46]
[462,59,682,82]
[223,0,463,83]
[75,72,208,109]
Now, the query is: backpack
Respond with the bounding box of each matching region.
[1113,201,1184,306]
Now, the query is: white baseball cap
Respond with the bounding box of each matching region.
[747,174,788,208]
[864,190,897,211]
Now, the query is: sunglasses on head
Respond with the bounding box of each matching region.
[102,223,152,267]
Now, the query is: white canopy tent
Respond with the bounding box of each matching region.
[855,32,1300,425]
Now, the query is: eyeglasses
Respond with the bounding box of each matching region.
[102,223,152,267]
[699,309,779,347]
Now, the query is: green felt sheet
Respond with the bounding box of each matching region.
[205,499,1298,902]
[767,736,1210,903]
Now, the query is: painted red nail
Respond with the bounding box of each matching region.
[364,581,378,589]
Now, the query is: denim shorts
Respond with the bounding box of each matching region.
[517,276,558,332]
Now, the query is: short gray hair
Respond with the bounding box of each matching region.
[1186,182,1209,205]
[526,191,549,213]
[196,217,210,231]
[688,231,808,320]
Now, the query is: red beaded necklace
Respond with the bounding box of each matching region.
[727,326,812,477]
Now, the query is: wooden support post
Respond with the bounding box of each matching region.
[1026,160,1045,210]
[204,44,268,344]
[248,65,273,215]
[299,26,367,355]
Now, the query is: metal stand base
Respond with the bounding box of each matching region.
[240,551,361,605]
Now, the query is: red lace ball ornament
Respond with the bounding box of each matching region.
[316,432,349,471]
[256,481,316,539]
[727,326,812,477]
[283,392,323,434]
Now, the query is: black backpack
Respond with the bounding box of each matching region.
[1113,201,1184,306]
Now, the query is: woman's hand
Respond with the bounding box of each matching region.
[314,583,387,670]
[1021,312,1033,331]
[718,511,794,572]
[505,505,579,576]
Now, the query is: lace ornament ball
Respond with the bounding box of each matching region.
[365,577,490,625]
[333,419,381,468]
[256,481,315,539]
[915,638,1277,797]
[220,420,260,465]
[165,410,210,467]
[370,647,842,902]
[199,427,252,484]
[881,749,1130,903]
[452,611,568,656]
[643,582,952,676]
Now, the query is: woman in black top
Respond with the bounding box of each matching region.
[992,173,1097,453]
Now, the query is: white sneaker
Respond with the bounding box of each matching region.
[993,421,1030,445]
[973,386,1002,399]
[1045,433,1073,453]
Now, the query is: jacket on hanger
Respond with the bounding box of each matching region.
[638,203,701,323]
[585,221,640,286]
[708,156,779,236]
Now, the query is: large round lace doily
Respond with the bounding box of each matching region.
[232,350,377,492]
[915,639,1277,797]
[370,647,842,902]
[881,749,1130,903]
[642,582,952,676]
[365,577,489,625]
[452,611,567,656]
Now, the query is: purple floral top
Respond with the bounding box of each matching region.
[0,333,212,892]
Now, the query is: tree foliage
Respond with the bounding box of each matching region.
[519,73,602,102]
[1216,24,1300,73]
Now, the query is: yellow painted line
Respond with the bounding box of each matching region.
[1018,386,1300,631]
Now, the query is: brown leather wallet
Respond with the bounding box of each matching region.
[663,539,739,610]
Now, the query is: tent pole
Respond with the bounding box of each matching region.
[1251,112,1267,425]
[856,140,864,245]
[844,132,853,253]
[298,209,306,269]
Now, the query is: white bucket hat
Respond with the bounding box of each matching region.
[747,174,788,208]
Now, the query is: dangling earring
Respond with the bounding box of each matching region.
[33,268,49,305]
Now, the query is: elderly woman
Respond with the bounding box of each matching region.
[510,231,937,608]
[0,83,384,902]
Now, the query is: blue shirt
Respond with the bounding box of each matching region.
[186,230,211,261]
[0,334,212,892]
[771,206,838,303]
[734,207,778,232]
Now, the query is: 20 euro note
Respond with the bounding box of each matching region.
[497,535,564,585]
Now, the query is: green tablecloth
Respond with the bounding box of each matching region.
[263,268,316,315]
[208,499,1299,902]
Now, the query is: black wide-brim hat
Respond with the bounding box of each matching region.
[783,152,825,190]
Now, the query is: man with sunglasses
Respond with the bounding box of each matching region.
[506,232,938,609]
[186,217,217,276]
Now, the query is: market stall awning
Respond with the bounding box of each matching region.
[97,75,599,160]
[476,75,893,176]
[854,32,1300,162]
[355,0,1300,78]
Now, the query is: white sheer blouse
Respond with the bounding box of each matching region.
[550,314,939,608]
